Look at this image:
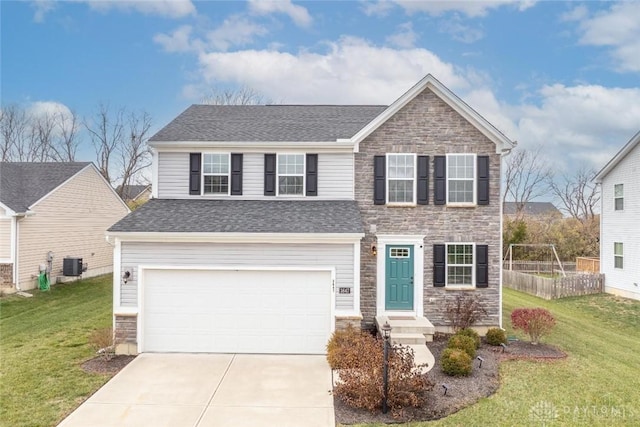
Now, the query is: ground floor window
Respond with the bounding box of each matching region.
[614,242,623,269]
[447,243,474,286]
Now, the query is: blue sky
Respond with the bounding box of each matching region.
[2,0,639,173]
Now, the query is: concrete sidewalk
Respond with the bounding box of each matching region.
[58,353,334,427]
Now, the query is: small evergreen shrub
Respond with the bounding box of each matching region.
[485,328,507,346]
[440,348,472,377]
[447,334,477,358]
[457,327,481,349]
[511,308,556,345]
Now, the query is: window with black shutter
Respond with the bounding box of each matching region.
[477,156,489,205]
[230,153,243,195]
[434,156,446,205]
[306,154,318,196]
[373,155,386,205]
[264,154,276,196]
[189,153,201,195]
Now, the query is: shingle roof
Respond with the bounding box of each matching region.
[503,202,561,216]
[149,105,388,142]
[0,162,91,213]
[108,199,363,234]
[117,184,150,201]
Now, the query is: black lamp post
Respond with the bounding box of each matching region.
[381,321,392,414]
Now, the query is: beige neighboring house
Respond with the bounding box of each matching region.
[0,162,130,291]
[117,184,152,204]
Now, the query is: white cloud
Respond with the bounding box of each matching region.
[572,2,640,72]
[195,37,469,104]
[439,15,484,43]
[30,0,56,23]
[393,0,536,17]
[385,22,418,48]
[361,0,395,17]
[87,0,196,18]
[27,101,77,136]
[248,0,312,27]
[207,15,268,51]
[560,5,588,22]
[153,25,202,53]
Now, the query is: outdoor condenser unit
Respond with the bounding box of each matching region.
[63,257,83,276]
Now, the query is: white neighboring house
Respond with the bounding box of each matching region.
[595,130,640,301]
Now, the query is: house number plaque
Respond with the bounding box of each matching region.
[338,287,351,294]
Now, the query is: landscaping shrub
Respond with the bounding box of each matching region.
[457,327,481,349]
[485,327,507,346]
[444,294,487,332]
[511,307,556,345]
[447,334,477,358]
[440,348,472,377]
[326,325,368,370]
[88,327,115,361]
[331,332,434,416]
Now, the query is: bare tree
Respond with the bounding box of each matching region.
[550,167,600,222]
[502,147,554,217]
[118,111,152,196]
[85,103,126,185]
[0,105,28,161]
[201,86,273,105]
[50,109,80,162]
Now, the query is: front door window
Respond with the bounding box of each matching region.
[385,245,414,310]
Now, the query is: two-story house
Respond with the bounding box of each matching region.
[107,75,514,355]
[595,130,640,301]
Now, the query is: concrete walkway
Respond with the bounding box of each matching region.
[58,353,335,427]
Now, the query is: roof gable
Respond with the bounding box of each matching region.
[345,74,515,154]
[595,130,640,182]
[0,162,91,213]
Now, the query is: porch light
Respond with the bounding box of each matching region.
[122,271,131,284]
[371,243,377,256]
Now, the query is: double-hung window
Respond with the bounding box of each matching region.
[387,154,415,204]
[447,243,474,286]
[278,154,304,195]
[203,153,230,195]
[447,154,475,204]
[614,242,623,269]
[614,184,624,210]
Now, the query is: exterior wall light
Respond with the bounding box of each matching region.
[371,243,377,256]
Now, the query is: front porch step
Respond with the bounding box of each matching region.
[375,315,435,342]
[389,332,427,346]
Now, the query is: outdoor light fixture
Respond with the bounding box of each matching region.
[122,271,131,284]
[500,343,507,353]
[371,243,377,256]
[477,356,485,368]
[381,321,392,414]
[442,384,449,396]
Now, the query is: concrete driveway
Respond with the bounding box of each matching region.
[58,353,334,427]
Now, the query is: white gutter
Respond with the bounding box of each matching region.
[498,141,516,329]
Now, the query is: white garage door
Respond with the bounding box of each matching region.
[142,269,333,354]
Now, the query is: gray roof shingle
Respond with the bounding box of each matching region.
[108,199,363,234]
[0,162,91,213]
[503,202,561,216]
[149,105,387,142]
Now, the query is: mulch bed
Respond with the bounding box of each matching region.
[334,335,566,424]
[81,355,136,375]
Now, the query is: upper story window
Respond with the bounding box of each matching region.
[203,153,230,195]
[614,184,624,210]
[447,154,476,204]
[447,243,474,286]
[277,154,304,196]
[387,154,416,204]
[614,242,623,269]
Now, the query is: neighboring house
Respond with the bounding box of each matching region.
[0,162,130,291]
[595,130,640,301]
[503,202,562,218]
[117,184,152,204]
[107,74,514,355]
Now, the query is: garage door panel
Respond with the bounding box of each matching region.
[142,269,332,354]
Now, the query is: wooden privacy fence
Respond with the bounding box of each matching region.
[503,269,604,300]
[576,257,600,273]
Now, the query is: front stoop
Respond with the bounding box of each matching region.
[375,316,436,373]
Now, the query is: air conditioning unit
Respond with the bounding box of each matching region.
[63,257,83,276]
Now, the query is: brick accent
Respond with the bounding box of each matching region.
[355,89,502,329]
[115,314,137,346]
[0,264,13,287]
[335,315,363,330]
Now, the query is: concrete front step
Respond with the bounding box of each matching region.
[375,315,435,342]
[390,332,427,346]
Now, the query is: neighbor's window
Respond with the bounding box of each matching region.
[387,154,415,203]
[614,184,624,211]
[614,242,623,269]
[447,154,476,204]
[203,153,230,195]
[447,244,474,286]
[278,154,304,195]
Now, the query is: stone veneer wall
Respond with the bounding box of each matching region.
[0,264,13,287]
[355,89,503,330]
[115,314,137,354]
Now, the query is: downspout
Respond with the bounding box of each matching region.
[13,211,36,291]
[498,142,517,329]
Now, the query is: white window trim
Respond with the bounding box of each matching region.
[386,153,417,206]
[614,242,624,270]
[614,184,624,211]
[202,152,231,196]
[445,242,476,288]
[446,153,477,206]
[276,153,306,197]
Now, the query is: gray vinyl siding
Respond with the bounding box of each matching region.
[120,242,355,311]
[156,151,354,199]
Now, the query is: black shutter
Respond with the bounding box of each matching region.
[306,154,318,196]
[476,245,489,288]
[189,153,201,195]
[230,153,243,196]
[374,155,386,205]
[417,155,429,205]
[433,244,446,287]
[264,154,276,196]
[434,155,446,205]
[477,155,490,205]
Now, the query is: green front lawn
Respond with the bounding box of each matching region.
[0,275,113,427]
[353,288,640,426]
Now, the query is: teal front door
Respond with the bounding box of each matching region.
[385,245,414,310]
